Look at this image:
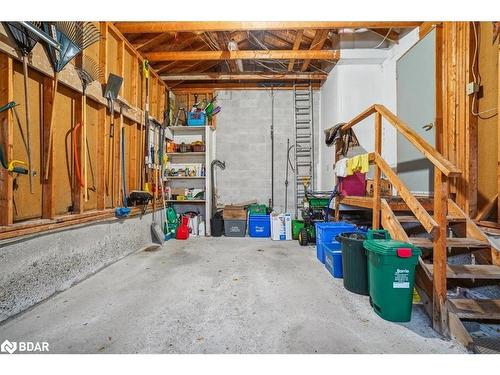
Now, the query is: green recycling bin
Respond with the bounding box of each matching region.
[363,229,422,322]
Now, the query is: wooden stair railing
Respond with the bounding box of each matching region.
[338,105,500,345]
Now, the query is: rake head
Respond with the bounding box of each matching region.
[3,21,43,56]
[42,21,100,73]
[76,55,103,94]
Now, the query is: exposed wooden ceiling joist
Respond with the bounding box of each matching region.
[169,82,322,92]
[301,29,329,71]
[144,49,340,62]
[161,72,327,81]
[288,30,304,71]
[115,21,422,34]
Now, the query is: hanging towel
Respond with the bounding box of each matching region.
[334,158,349,177]
[347,154,369,175]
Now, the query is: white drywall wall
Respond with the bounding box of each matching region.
[318,29,419,191]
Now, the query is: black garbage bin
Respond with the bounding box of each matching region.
[211,211,224,237]
[337,232,369,295]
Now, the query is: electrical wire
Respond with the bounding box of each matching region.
[471,22,498,119]
[373,27,393,49]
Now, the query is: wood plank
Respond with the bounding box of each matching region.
[448,298,500,320]
[422,262,500,279]
[475,193,497,221]
[0,53,13,225]
[144,49,340,62]
[419,22,439,39]
[115,22,423,34]
[301,30,329,71]
[288,30,304,71]
[41,76,55,219]
[372,112,382,229]
[448,311,474,350]
[161,72,327,81]
[409,237,490,248]
[396,215,465,223]
[433,169,448,333]
[375,153,438,235]
[381,199,409,241]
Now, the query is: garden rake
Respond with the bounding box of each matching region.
[76,55,102,202]
[42,21,100,181]
[3,21,43,193]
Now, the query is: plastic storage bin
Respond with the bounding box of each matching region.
[324,242,343,278]
[224,219,247,237]
[187,111,206,126]
[337,232,369,295]
[248,215,271,237]
[315,221,356,264]
[292,219,304,240]
[363,229,422,322]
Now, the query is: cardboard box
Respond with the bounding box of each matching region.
[270,212,292,241]
[223,205,247,220]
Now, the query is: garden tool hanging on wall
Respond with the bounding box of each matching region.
[41,21,100,181]
[76,55,102,202]
[3,22,44,193]
[0,103,28,175]
[103,73,123,200]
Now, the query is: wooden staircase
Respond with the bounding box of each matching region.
[335,105,500,352]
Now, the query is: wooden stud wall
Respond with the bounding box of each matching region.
[0,22,168,238]
[440,22,478,218]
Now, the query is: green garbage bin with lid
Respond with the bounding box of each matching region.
[363,229,422,322]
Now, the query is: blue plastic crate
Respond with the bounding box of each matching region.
[248,214,271,238]
[187,111,206,126]
[324,242,343,278]
[315,222,355,264]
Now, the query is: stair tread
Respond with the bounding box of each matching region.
[421,263,500,279]
[396,215,465,223]
[448,298,500,320]
[409,237,490,248]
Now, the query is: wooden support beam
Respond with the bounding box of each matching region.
[301,30,329,72]
[372,112,382,229]
[380,199,409,242]
[476,194,498,221]
[433,170,448,334]
[420,22,440,39]
[0,53,13,225]
[115,22,422,34]
[42,76,55,219]
[144,49,340,62]
[135,32,172,51]
[498,40,500,224]
[161,72,327,81]
[288,30,304,71]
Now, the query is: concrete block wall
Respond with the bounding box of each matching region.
[215,89,320,214]
[0,212,159,322]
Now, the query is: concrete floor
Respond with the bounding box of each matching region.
[0,237,465,354]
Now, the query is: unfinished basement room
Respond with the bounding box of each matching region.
[1,2,500,369]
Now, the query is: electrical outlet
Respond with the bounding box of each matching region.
[466,82,480,96]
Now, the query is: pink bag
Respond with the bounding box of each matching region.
[339,172,366,197]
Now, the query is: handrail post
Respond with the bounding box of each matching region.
[372,112,382,229]
[432,169,448,334]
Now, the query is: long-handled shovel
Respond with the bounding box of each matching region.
[76,55,102,201]
[103,73,123,202]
